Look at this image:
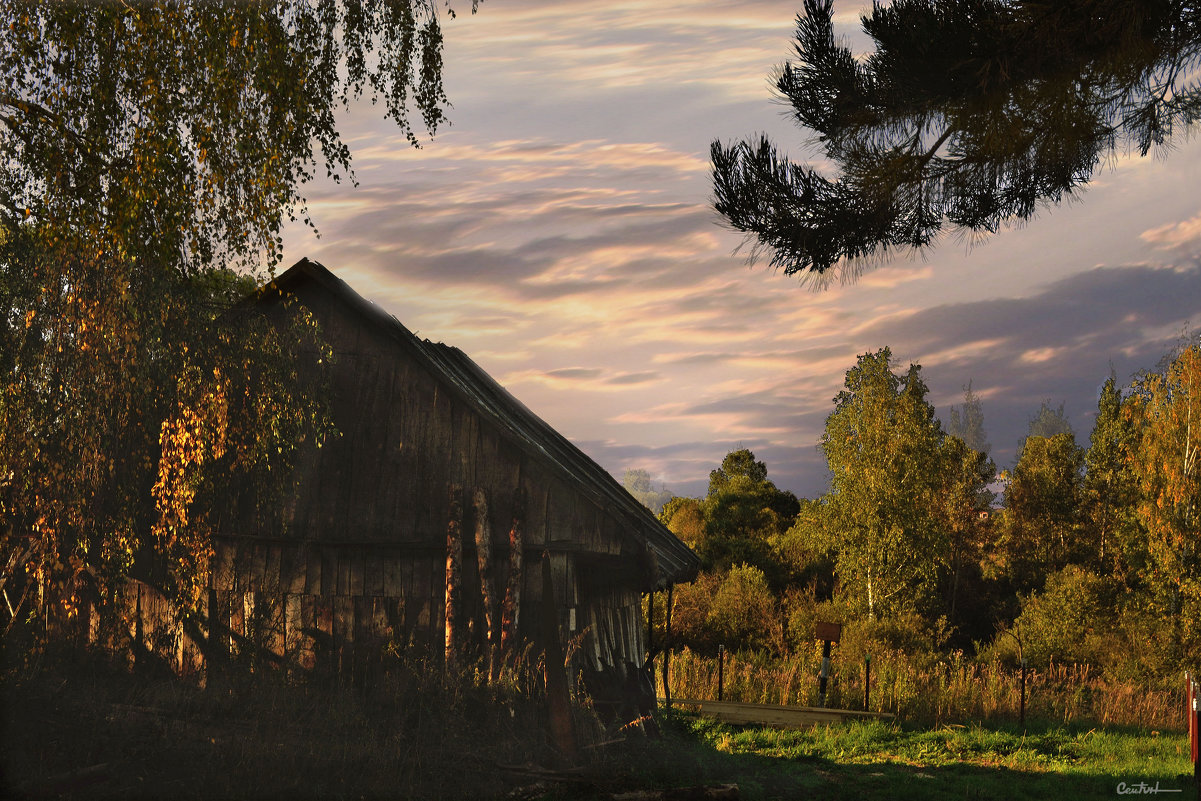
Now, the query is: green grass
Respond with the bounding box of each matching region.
[604,710,1195,801]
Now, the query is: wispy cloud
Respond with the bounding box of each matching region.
[1141,210,1201,253]
[282,0,1201,499]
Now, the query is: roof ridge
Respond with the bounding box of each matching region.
[267,259,699,588]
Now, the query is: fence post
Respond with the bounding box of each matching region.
[864,653,871,712]
[717,644,725,702]
[1019,659,1027,728]
[819,639,832,708]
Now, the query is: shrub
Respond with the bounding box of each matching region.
[707,564,783,654]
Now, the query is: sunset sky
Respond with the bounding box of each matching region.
[281,0,1201,500]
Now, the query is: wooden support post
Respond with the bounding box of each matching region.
[473,488,498,681]
[646,589,656,698]
[663,583,673,711]
[647,590,655,659]
[444,485,463,671]
[542,552,576,762]
[813,621,842,709]
[500,491,524,665]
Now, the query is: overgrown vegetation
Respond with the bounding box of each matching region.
[666,649,1184,731]
[1,645,607,801]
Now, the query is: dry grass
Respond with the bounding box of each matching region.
[665,648,1186,730]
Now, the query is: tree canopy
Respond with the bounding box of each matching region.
[711,0,1201,281]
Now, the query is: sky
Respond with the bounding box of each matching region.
[281,0,1201,500]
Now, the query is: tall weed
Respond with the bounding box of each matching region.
[664,648,1185,730]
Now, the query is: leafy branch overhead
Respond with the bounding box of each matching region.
[712,0,1201,281]
[1,1,465,272]
[0,2,471,630]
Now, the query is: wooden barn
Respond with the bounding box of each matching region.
[185,258,699,689]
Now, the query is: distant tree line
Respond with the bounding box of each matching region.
[638,338,1201,684]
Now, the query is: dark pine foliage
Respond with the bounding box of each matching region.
[712,0,1201,281]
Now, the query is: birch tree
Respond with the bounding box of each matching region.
[820,349,949,618]
[1125,344,1201,654]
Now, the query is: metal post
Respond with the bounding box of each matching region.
[819,639,832,707]
[1188,673,1195,767]
[717,644,725,702]
[1189,673,1199,799]
[864,653,871,712]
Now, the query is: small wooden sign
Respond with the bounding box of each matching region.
[815,621,842,643]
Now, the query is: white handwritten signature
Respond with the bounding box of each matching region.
[1115,782,1182,795]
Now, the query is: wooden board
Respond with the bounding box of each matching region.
[366,554,384,597]
[382,553,401,598]
[665,699,894,728]
[337,550,351,596]
[349,550,365,597]
[212,540,236,590]
[287,546,307,595]
[252,542,268,593]
[297,594,317,671]
[309,547,324,598]
[815,621,843,642]
[320,548,335,597]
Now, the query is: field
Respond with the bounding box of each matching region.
[626,712,1194,801]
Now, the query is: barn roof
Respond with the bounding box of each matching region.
[263,258,699,590]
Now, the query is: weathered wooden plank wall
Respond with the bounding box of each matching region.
[77,273,661,683]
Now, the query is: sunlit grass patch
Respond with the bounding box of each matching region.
[651,710,1194,801]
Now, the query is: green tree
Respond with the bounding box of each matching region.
[708,449,769,491]
[773,497,836,595]
[707,564,784,654]
[621,468,674,516]
[1084,376,1142,578]
[819,348,950,619]
[711,0,1201,279]
[698,449,799,586]
[999,432,1085,591]
[1014,399,1074,465]
[0,1,469,637]
[1124,343,1201,661]
[1026,400,1074,441]
[946,382,990,457]
[937,433,995,638]
[660,496,705,551]
[1008,565,1117,668]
